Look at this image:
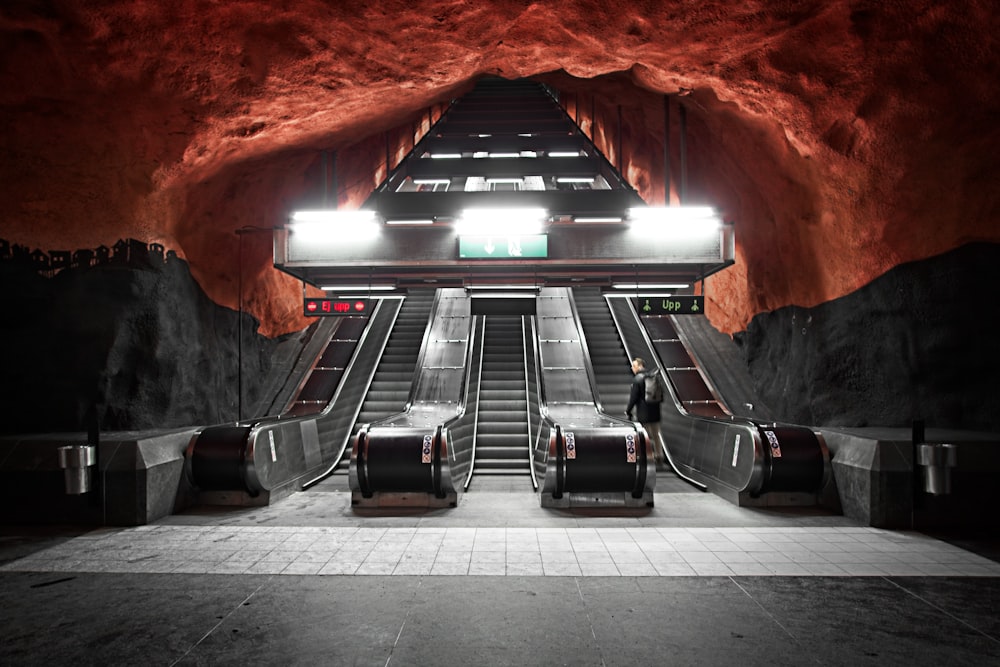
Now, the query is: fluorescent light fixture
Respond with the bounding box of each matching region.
[413,179,451,185]
[627,206,721,238]
[574,216,623,223]
[488,152,520,158]
[485,178,522,184]
[477,134,492,138]
[466,285,539,291]
[289,210,379,241]
[430,153,462,159]
[291,210,377,223]
[608,292,676,298]
[628,206,717,222]
[385,219,434,225]
[473,151,488,158]
[556,177,595,183]
[455,207,548,236]
[519,151,538,158]
[322,284,397,291]
[337,294,406,300]
[612,283,690,290]
[548,151,580,158]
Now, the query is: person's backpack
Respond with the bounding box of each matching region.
[643,371,664,404]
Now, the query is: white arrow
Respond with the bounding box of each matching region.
[484,238,495,254]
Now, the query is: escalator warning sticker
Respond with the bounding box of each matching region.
[626,433,636,463]
[731,434,740,467]
[565,432,576,460]
[764,430,782,458]
[422,435,433,464]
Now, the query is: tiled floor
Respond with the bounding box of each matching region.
[4,483,999,578]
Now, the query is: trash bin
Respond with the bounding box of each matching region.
[57,445,97,494]
[916,443,958,495]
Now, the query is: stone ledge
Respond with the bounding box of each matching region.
[0,429,199,526]
[820,427,1000,529]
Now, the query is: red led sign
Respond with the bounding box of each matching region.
[303,298,369,316]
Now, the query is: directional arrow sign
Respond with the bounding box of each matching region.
[459,234,548,259]
[635,296,705,315]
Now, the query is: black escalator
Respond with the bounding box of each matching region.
[285,316,370,417]
[572,288,631,415]
[641,316,727,418]
[333,290,436,472]
[470,315,531,477]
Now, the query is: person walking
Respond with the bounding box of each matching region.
[626,357,665,468]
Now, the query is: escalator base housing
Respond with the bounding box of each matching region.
[540,491,653,509]
[351,491,458,509]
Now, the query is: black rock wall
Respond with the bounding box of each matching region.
[0,255,293,435]
[735,242,1000,430]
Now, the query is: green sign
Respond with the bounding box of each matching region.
[636,296,705,315]
[459,234,548,259]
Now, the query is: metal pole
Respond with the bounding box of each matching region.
[591,96,596,140]
[330,151,338,209]
[663,95,672,206]
[679,103,688,204]
[617,105,623,173]
[237,230,242,423]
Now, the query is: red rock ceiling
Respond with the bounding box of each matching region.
[2,1,998,336]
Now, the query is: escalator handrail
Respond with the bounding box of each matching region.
[523,315,539,491]
[607,295,709,492]
[300,297,405,489]
[460,315,487,490]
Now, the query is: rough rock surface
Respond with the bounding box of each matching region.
[1,1,998,432]
[0,255,295,434]
[736,243,1000,431]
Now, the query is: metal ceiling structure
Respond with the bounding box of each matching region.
[274,77,734,293]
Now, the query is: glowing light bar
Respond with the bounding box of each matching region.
[556,177,595,183]
[430,153,462,159]
[485,178,522,184]
[488,152,520,158]
[385,219,435,225]
[289,210,379,241]
[574,216,623,223]
[455,207,548,236]
[413,179,451,185]
[548,151,580,157]
[321,284,397,291]
[612,283,690,290]
[627,206,721,238]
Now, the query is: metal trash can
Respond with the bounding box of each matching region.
[57,445,97,494]
[916,443,958,495]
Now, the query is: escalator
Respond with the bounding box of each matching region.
[605,295,830,505]
[466,315,532,482]
[572,288,631,419]
[333,290,436,473]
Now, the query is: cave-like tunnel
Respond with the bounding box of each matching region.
[3,3,1000,663]
[3,1,999,436]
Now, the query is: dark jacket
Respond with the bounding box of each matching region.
[627,369,661,424]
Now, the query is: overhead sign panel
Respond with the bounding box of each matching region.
[304,298,370,316]
[459,234,548,259]
[635,296,704,315]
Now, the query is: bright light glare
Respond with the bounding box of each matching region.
[455,207,548,236]
[574,216,623,223]
[413,179,451,185]
[556,177,595,183]
[627,206,721,238]
[289,210,379,241]
[548,151,580,158]
[612,283,690,290]
[385,219,434,225]
[488,152,520,158]
[430,153,462,159]
[322,284,397,291]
